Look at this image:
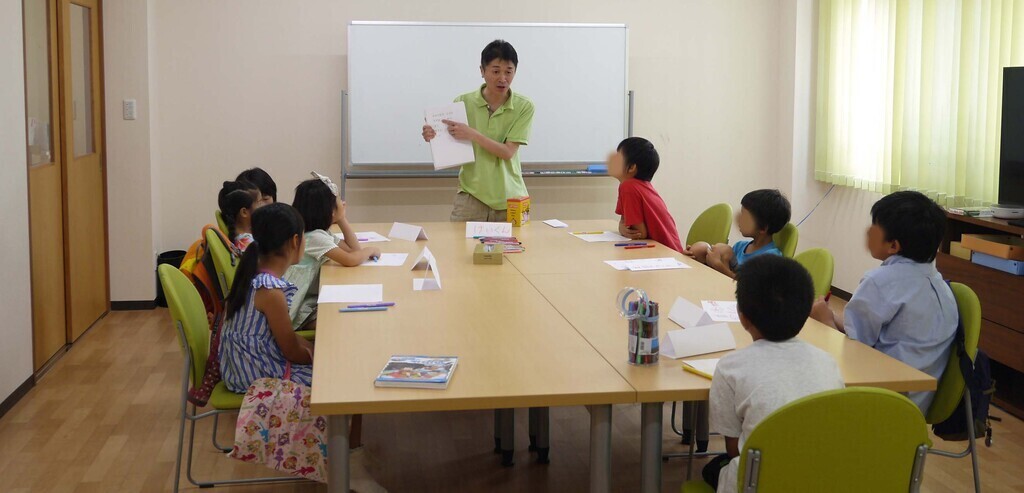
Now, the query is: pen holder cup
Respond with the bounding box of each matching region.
[626,300,659,366]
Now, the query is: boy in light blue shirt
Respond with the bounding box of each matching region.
[685,189,790,279]
[811,191,957,413]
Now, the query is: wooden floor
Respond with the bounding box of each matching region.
[1,307,1023,492]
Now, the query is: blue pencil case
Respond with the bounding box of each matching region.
[971,251,1024,275]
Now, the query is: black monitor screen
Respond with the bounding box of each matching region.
[1000,67,1024,206]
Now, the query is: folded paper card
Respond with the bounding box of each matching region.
[701,300,740,323]
[411,247,442,291]
[660,323,736,359]
[317,284,384,304]
[542,219,568,228]
[465,221,513,238]
[360,253,408,267]
[668,297,714,329]
[388,222,429,242]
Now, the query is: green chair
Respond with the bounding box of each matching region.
[794,248,834,298]
[215,209,230,238]
[925,282,983,492]
[772,223,799,258]
[682,387,931,493]
[685,203,733,247]
[159,264,306,492]
[205,228,237,300]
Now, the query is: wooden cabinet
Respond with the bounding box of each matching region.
[938,213,1024,418]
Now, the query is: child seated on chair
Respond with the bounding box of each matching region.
[810,191,956,413]
[607,137,684,253]
[236,166,278,204]
[704,255,844,492]
[218,180,270,252]
[220,203,314,393]
[685,189,790,279]
[285,172,381,331]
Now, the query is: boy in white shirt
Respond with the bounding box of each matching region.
[705,255,845,492]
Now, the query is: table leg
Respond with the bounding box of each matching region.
[589,404,612,493]
[531,407,550,463]
[499,408,515,466]
[327,415,350,493]
[640,402,664,493]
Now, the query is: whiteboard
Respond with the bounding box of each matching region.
[347,22,629,166]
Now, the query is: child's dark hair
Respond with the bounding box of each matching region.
[617,137,660,181]
[217,180,257,239]
[236,167,277,203]
[741,189,791,235]
[225,203,305,320]
[481,39,518,68]
[870,190,946,263]
[735,255,814,342]
[292,179,337,232]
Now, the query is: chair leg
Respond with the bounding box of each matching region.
[173,359,191,493]
[211,412,233,453]
[963,388,981,493]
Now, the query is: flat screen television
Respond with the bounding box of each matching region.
[1000,67,1024,207]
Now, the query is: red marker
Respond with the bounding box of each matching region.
[625,244,656,250]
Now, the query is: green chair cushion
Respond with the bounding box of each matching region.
[209,381,245,410]
[680,480,716,493]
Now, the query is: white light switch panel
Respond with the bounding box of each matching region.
[123,99,137,120]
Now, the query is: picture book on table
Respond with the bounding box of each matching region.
[374,355,459,389]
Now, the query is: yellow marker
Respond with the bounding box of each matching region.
[682,364,714,380]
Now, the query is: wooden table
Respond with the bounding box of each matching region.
[311,220,936,493]
[310,222,636,493]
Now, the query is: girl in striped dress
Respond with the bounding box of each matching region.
[220,202,315,393]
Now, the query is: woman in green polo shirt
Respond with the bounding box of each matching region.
[422,39,535,222]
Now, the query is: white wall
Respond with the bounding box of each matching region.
[102,0,785,300]
[0,0,36,403]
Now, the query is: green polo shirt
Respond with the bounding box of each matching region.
[453,84,534,210]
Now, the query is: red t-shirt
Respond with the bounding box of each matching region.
[615,178,683,253]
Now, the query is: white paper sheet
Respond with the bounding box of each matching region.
[425,102,475,170]
[571,231,632,242]
[668,297,714,329]
[701,300,740,323]
[603,257,690,272]
[660,324,737,359]
[542,219,569,228]
[465,221,513,238]
[335,231,391,243]
[359,253,408,267]
[388,222,429,242]
[317,284,384,304]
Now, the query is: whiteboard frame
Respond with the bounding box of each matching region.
[342,21,631,184]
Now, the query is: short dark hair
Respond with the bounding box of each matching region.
[217,180,257,239]
[870,191,946,263]
[735,255,814,342]
[617,137,660,181]
[741,189,791,235]
[481,40,518,68]
[236,167,277,202]
[292,179,337,232]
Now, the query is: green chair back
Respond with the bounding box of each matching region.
[794,248,834,298]
[205,228,237,298]
[685,203,733,247]
[737,387,930,492]
[926,282,981,424]
[158,264,210,389]
[772,223,799,258]
[215,210,230,238]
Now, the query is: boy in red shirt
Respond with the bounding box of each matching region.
[609,137,683,252]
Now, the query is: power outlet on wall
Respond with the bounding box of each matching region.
[123,99,137,120]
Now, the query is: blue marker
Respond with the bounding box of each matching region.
[339,306,388,313]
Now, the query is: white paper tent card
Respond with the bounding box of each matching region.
[359,253,408,267]
[317,284,384,304]
[701,300,740,323]
[411,246,442,291]
[660,323,737,359]
[388,222,429,242]
[668,297,714,329]
[425,102,475,170]
[465,221,513,238]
